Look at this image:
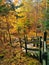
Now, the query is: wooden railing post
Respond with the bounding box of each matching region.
[42,31,47,65]
[39,36,42,63]
[24,35,28,54]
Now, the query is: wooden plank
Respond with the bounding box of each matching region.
[22,46,39,51]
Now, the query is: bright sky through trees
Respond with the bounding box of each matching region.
[6,0,14,3]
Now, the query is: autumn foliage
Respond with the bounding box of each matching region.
[0,0,49,38]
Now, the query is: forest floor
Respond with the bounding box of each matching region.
[0,38,41,65]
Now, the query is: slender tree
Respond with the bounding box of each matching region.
[0,0,24,44]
